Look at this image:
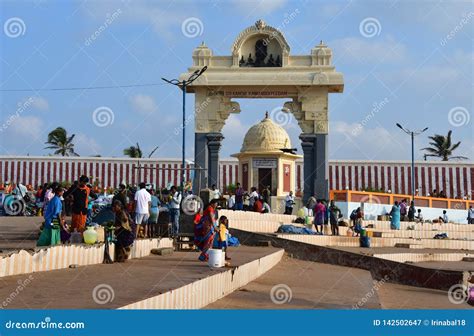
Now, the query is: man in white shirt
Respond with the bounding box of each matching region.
[415,209,423,223]
[169,185,182,237]
[248,187,258,209]
[227,194,235,210]
[134,182,151,238]
[440,210,448,224]
[284,191,295,215]
[211,184,221,200]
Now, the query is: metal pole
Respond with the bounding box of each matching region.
[411,132,415,201]
[182,82,186,192]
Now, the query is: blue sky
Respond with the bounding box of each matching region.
[0,0,472,161]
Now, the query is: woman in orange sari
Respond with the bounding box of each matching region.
[194,200,218,262]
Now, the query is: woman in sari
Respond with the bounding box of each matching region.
[194,200,218,261]
[390,201,401,230]
[112,200,136,262]
[37,187,64,247]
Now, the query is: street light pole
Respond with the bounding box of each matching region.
[396,123,428,201]
[162,66,207,192]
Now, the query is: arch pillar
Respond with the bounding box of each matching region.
[193,88,240,192]
[285,88,329,201]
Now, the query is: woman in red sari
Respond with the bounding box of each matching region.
[194,200,218,261]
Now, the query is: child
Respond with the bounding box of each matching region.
[415,209,424,223]
[216,216,231,260]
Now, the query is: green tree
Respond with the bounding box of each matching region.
[44,127,79,156]
[422,130,468,161]
[123,143,143,158]
[123,143,159,158]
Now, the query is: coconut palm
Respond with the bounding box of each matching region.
[123,143,159,158]
[422,130,468,161]
[123,143,143,158]
[44,127,79,156]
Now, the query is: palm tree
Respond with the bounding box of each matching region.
[123,143,160,158]
[123,143,143,158]
[44,127,79,156]
[422,130,468,161]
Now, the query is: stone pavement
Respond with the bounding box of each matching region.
[0,246,278,309]
[206,256,471,310]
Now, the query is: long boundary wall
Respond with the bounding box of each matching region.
[0,238,173,278]
[1,156,472,198]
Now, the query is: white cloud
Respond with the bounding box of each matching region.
[31,96,49,111]
[328,121,411,160]
[82,1,189,40]
[230,0,288,15]
[75,133,101,156]
[130,94,158,114]
[9,116,44,137]
[331,36,408,65]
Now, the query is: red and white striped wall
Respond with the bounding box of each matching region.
[1,156,473,198]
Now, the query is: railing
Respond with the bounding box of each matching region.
[329,190,474,210]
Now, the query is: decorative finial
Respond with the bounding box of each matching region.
[265,111,269,119]
[255,19,266,30]
[320,40,323,45]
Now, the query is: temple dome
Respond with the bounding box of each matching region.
[240,113,291,153]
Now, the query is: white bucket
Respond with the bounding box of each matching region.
[208,249,223,268]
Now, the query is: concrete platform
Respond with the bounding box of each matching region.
[413,261,474,272]
[376,282,471,309]
[0,246,280,309]
[206,257,470,310]
[206,256,381,309]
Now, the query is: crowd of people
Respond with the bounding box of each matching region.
[26,176,193,263]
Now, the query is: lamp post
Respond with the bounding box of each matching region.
[396,123,428,201]
[162,66,207,191]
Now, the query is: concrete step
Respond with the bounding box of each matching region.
[394,243,424,249]
[372,231,395,238]
[150,247,174,256]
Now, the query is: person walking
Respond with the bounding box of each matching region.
[234,183,244,211]
[262,185,271,205]
[169,186,182,237]
[148,189,160,238]
[284,191,295,215]
[64,176,97,233]
[408,201,416,222]
[134,182,151,238]
[399,199,407,221]
[328,200,341,236]
[314,199,326,234]
[468,206,474,224]
[390,201,401,230]
[37,186,64,247]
